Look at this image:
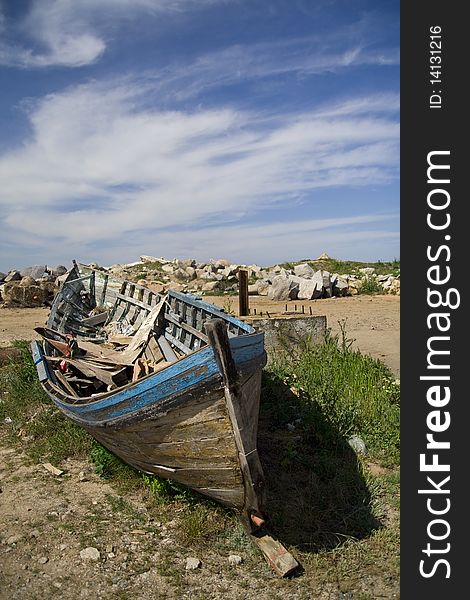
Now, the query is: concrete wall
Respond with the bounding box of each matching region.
[246,315,327,363]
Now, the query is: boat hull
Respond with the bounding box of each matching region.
[31,262,267,520]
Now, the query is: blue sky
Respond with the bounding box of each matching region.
[0,0,399,271]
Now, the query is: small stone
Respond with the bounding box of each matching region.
[228,554,243,566]
[185,557,201,570]
[80,547,101,561]
[6,534,22,545]
[348,435,368,456]
[30,530,40,539]
[78,471,89,482]
[38,556,49,564]
[42,463,64,476]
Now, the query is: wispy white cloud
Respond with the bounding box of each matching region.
[0,75,398,268]
[0,0,222,68]
[0,0,399,71]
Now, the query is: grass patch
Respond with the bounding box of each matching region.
[270,257,400,277]
[0,341,92,462]
[266,325,400,466]
[357,277,385,295]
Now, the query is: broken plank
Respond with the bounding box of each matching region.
[119,296,167,363]
[157,335,178,363]
[64,357,128,387]
[146,335,164,363]
[77,340,134,365]
[80,311,109,326]
[53,369,80,398]
[250,529,300,577]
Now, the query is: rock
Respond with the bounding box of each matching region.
[2,282,50,307]
[220,265,239,278]
[173,268,190,280]
[294,263,314,279]
[389,278,400,295]
[316,252,330,260]
[202,281,220,292]
[140,255,168,264]
[268,275,299,301]
[348,436,368,456]
[148,282,165,294]
[42,463,64,476]
[51,265,68,277]
[201,271,216,281]
[248,283,260,295]
[6,534,23,545]
[185,557,201,570]
[38,556,49,564]
[257,280,270,296]
[228,554,243,566]
[4,270,22,282]
[176,258,196,269]
[20,265,47,279]
[19,276,37,287]
[297,279,321,300]
[210,259,231,269]
[80,547,101,561]
[321,270,333,298]
[167,282,186,292]
[332,276,349,296]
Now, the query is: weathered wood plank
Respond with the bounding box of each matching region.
[165,311,209,343]
[205,319,266,526]
[80,311,109,326]
[157,335,178,362]
[164,331,191,355]
[250,531,300,577]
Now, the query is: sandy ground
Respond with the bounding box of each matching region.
[0,296,400,598]
[0,296,399,376]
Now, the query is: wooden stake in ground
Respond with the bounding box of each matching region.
[238,269,249,316]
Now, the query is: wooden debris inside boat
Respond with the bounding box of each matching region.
[31,261,299,576]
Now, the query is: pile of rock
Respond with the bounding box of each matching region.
[0,257,400,307]
[107,256,256,295]
[106,257,400,300]
[0,265,67,308]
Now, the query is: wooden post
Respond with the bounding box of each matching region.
[238,269,249,316]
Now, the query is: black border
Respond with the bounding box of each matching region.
[401,4,466,597]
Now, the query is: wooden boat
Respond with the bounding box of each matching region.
[31,261,299,575]
[31,261,266,514]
